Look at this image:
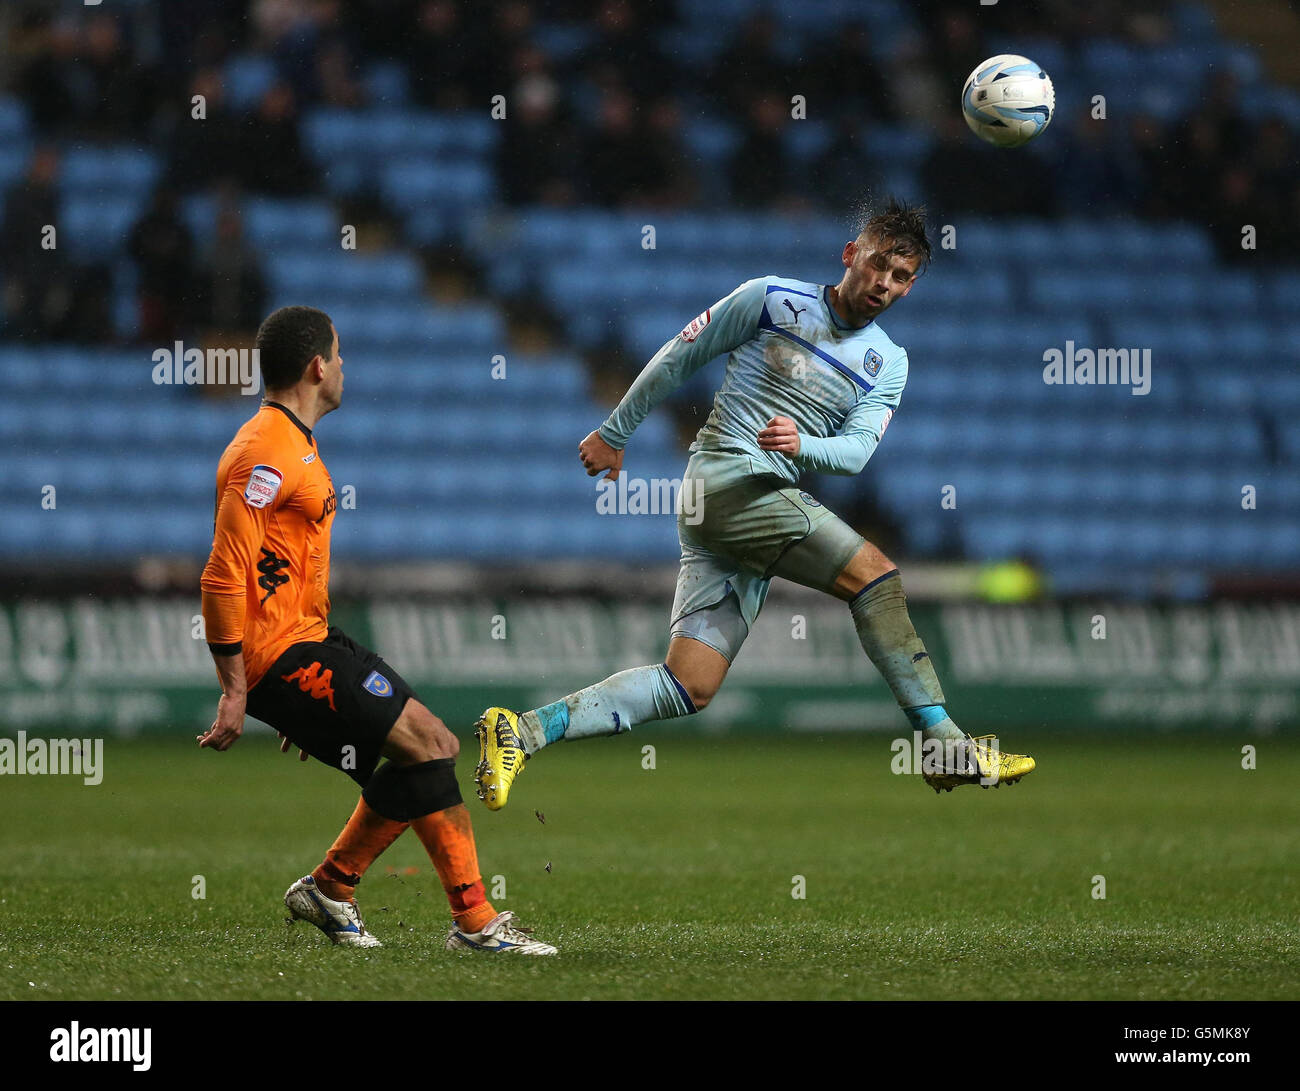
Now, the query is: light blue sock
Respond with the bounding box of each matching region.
[905,703,965,744]
[517,663,696,753]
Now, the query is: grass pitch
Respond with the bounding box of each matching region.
[1,731,1297,1001]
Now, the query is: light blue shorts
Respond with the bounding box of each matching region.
[669,450,865,662]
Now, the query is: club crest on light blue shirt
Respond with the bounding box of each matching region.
[864,348,884,377]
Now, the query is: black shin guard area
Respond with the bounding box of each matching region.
[362,757,463,822]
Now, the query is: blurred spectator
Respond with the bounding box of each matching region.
[128,187,195,344]
[886,31,948,131]
[315,39,366,109]
[1207,166,1274,266]
[729,95,798,209]
[189,203,268,337]
[238,83,316,196]
[806,22,898,125]
[498,69,584,206]
[1,147,71,338]
[1251,118,1297,219]
[80,13,158,140]
[167,68,244,193]
[812,118,889,213]
[1054,106,1143,216]
[924,7,987,97]
[920,116,1053,220]
[0,146,113,343]
[405,0,496,109]
[583,88,689,208]
[582,0,672,100]
[13,16,81,133]
[709,15,793,118]
[15,13,156,140]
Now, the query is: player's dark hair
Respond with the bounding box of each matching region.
[255,306,335,391]
[855,196,932,272]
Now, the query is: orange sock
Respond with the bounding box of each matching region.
[410,803,496,933]
[312,797,409,901]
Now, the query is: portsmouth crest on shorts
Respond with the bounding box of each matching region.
[798,491,823,507]
[362,670,393,697]
[864,348,884,377]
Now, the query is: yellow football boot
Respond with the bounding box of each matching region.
[923,734,1036,793]
[474,707,529,811]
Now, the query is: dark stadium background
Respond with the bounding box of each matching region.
[2,0,1297,736]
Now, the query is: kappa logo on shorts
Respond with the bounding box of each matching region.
[798,491,823,507]
[362,670,393,697]
[282,662,337,711]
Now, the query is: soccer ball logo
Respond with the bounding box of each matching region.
[961,54,1055,148]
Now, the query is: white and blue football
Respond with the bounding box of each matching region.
[961,54,1055,148]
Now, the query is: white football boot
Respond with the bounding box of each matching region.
[284,875,382,948]
[445,910,557,955]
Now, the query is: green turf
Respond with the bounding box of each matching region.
[1,731,1297,1000]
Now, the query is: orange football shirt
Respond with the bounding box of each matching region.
[200,402,337,687]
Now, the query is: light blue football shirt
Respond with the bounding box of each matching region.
[597,276,908,483]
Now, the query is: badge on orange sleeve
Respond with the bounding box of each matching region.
[244,464,283,509]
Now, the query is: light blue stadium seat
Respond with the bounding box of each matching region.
[223,53,277,109]
[60,194,145,259]
[365,63,410,107]
[59,147,160,195]
[0,143,30,189]
[0,97,27,141]
[380,158,495,212]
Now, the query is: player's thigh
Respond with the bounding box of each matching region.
[766,496,874,599]
[670,543,767,661]
[687,475,823,576]
[381,698,458,764]
[246,628,418,784]
[829,540,898,599]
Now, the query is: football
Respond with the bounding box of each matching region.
[961,53,1055,147]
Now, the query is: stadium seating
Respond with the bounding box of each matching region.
[0,0,1296,597]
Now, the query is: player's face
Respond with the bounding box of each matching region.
[322,325,343,411]
[841,240,922,319]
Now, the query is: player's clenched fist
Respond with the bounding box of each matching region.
[579,430,624,480]
[757,416,801,456]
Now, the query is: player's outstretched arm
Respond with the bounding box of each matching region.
[579,429,625,480]
[595,278,767,458]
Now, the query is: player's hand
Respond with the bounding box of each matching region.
[198,692,246,752]
[579,430,624,480]
[757,416,801,456]
[278,733,309,762]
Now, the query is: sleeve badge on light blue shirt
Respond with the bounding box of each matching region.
[864,348,884,377]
